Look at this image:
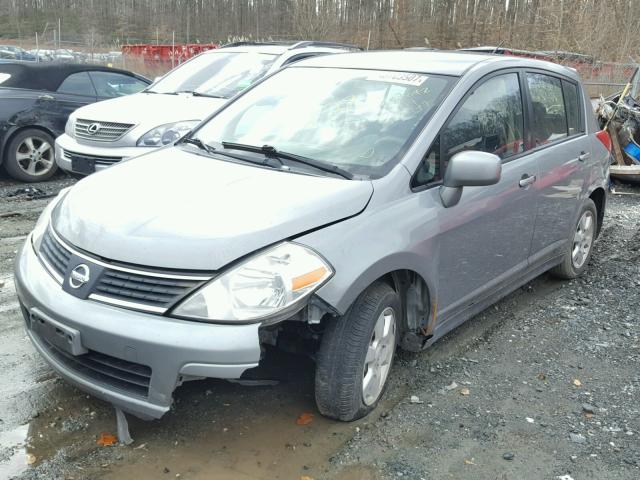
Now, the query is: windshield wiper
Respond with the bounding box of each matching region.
[180,137,281,169]
[181,137,217,154]
[175,90,226,99]
[190,91,226,99]
[221,142,353,180]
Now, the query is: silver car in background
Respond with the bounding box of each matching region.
[16,51,610,422]
[55,41,358,176]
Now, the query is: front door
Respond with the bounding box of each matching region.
[433,72,538,323]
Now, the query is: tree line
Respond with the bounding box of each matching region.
[1,0,639,62]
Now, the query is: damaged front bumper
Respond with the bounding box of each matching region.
[14,238,261,419]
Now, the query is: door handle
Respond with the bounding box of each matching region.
[519,175,536,188]
[38,94,55,101]
[578,151,591,162]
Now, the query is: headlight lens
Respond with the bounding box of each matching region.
[65,117,76,137]
[31,187,70,252]
[172,243,333,323]
[136,121,199,147]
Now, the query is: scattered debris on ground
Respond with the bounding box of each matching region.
[595,68,640,184]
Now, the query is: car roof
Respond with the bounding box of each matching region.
[291,50,577,78]
[0,62,149,91]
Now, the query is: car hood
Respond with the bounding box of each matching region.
[71,92,226,126]
[52,147,373,271]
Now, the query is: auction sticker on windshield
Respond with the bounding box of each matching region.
[366,72,428,86]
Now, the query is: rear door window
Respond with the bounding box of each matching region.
[526,73,568,146]
[57,72,96,97]
[562,79,583,135]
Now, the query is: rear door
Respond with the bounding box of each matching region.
[522,71,590,265]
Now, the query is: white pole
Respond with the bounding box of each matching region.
[58,18,61,50]
[172,31,175,69]
[367,30,371,51]
[35,32,39,62]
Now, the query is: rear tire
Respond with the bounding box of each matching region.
[3,129,57,182]
[315,281,400,421]
[550,199,597,279]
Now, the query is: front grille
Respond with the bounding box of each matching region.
[40,228,71,279]
[38,332,152,398]
[94,270,203,310]
[62,148,122,166]
[37,226,210,314]
[75,118,134,142]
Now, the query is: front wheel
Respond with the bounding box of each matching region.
[550,199,598,279]
[315,281,399,421]
[3,129,57,182]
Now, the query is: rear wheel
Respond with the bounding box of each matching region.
[550,199,597,279]
[315,281,399,421]
[3,129,57,182]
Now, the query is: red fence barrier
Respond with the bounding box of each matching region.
[122,43,218,66]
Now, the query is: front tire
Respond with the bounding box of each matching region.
[3,129,57,182]
[315,281,399,421]
[550,199,597,279]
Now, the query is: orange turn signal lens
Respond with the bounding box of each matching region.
[291,267,328,291]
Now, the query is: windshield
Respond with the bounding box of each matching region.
[192,67,454,178]
[148,51,277,98]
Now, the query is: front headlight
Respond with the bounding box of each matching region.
[172,242,333,323]
[31,187,71,252]
[65,117,76,137]
[136,121,199,147]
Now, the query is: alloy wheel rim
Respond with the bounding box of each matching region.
[572,210,595,269]
[362,306,396,406]
[16,136,54,177]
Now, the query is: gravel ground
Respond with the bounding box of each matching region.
[0,171,638,480]
[327,188,640,480]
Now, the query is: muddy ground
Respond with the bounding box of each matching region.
[0,171,638,480]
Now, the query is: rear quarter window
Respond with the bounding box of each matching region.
[526,73,568,146]
[57,72,96,97]
[562,80,584,135]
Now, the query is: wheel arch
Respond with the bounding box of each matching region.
[321,265,436,353]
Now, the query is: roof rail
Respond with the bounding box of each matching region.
[289,41,362,51]
[220,41,296,48]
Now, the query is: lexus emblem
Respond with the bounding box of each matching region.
[87,123,101,135]
[69,264,90,289]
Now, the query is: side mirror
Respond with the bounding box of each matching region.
[439,150,502,208]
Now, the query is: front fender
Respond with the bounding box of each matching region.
[296,190,440,317]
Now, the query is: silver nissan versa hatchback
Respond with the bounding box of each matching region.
[15,51,610,422]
